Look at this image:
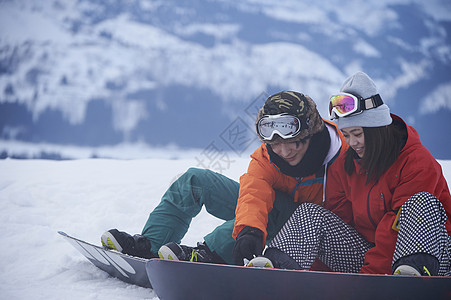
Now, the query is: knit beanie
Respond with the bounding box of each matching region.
[336,72,392,129]
[256,91,324,144]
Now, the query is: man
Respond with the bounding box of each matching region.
[102,91,347,266]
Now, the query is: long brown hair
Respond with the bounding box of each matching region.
[344,122,407,184]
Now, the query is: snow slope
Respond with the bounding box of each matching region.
[0,156,249,299]
[0,156,449,299]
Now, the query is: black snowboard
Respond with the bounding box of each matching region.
[59,231,152,288]
[146,259,451,300]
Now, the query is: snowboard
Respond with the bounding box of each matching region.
[58,231,152,288]
[146,259,451,300]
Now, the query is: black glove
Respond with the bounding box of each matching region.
[232,226,264,265]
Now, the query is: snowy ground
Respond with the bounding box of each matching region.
[0,156,249,299]
[0,156,450,299]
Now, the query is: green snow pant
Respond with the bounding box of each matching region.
[141,167,299,264]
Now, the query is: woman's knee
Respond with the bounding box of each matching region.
[299,202,327,216]
[291,202,328,225]
[403,192,443,211]
[400,192,446,224]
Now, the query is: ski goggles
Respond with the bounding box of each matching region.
[256,113,304,141]
[329,93,383,119]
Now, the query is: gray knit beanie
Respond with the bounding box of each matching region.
[336,71,392,129]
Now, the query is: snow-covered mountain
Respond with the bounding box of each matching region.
[1,0,450,159]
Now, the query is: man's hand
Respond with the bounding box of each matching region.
[232,226,264,265]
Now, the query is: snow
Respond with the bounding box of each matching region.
[1,155,450,299]
[0,155,251,299]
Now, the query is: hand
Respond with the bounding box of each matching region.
[232,226,264,265]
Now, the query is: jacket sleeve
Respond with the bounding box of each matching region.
[233,150,277,242]
[391,150,445,210]
[360,212,398,274]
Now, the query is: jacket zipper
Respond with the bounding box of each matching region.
[381,192,387,213]
[291,177,303,197]
[367,183,378,228]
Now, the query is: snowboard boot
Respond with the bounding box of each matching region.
[101,229,155,259]
[158,242,225,264]
[246,256,274,268]
[247,248,301,270]
[393,265,421,276]
[392,253,437,276]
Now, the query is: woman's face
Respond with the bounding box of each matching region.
[271,139,311,166]
[341,126,365,158]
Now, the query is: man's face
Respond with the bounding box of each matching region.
[271,139,311,166]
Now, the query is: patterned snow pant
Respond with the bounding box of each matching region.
[268,192,451,275]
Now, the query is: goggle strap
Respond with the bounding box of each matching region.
[361,94,383,110]
[299,116,309,130]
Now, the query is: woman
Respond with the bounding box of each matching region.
[101,91,347,266]
[248,72,451,276]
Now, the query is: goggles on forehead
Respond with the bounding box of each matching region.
[329,92,383,119]
[256,113,304,141]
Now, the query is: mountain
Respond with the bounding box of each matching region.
[1,0,450,159]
